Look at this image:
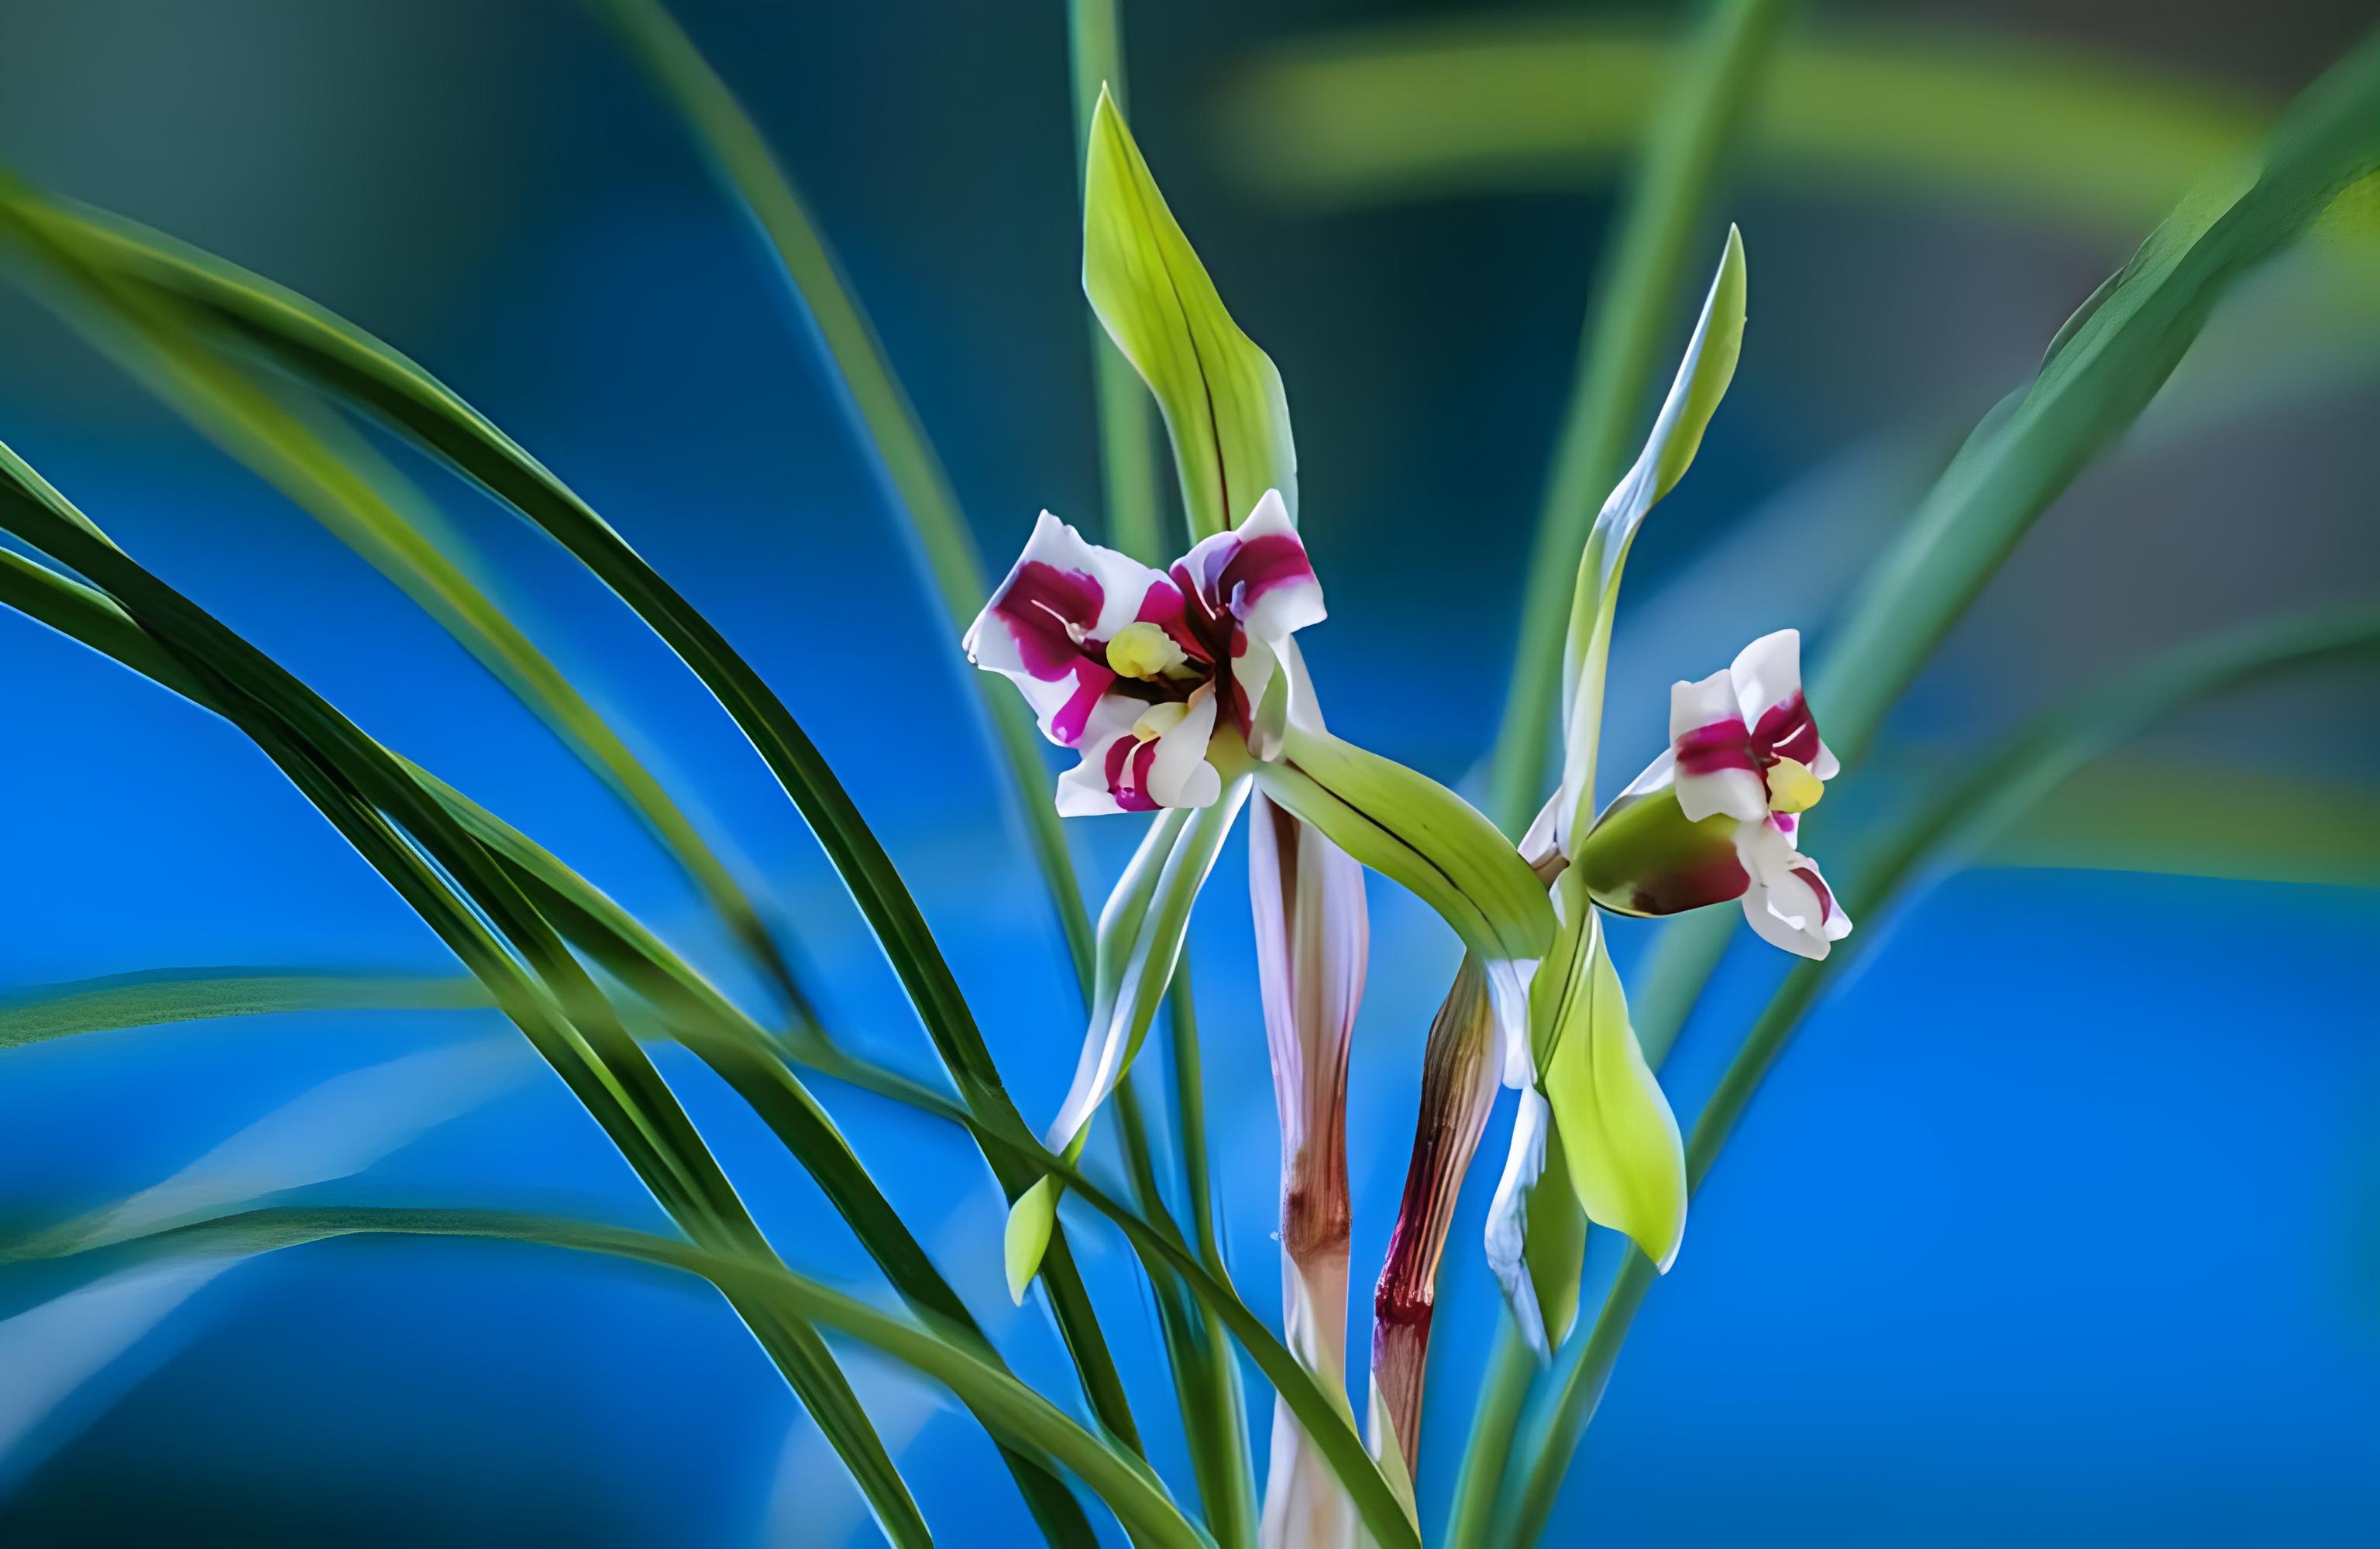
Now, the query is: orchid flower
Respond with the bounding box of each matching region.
[1576,629,1853,959]
[963,488,1323,817]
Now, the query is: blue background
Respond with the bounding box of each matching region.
[2,2,2375,1544]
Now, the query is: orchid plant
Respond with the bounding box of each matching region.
[2,2,2375,1547]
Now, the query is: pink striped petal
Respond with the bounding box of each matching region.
[965,511,1187,747]
[1668,669,1766,824]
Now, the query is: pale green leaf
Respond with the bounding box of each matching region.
[1084,88,1296,540]
[1250,724,1555,969]
[1004,1176,1062,1307]
[1536,890,1686,1273]
[1551,226,1746,853]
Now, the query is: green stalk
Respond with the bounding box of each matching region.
[1440,1323,1536,1547]
[1484,0,1790,836]
[1495,601,2380,1544]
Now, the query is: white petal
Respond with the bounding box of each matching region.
[1742,878,1831,960]
[1484,956,1539,1090]
[1144,689,1222,809]
[967,511,1180,747]
[1053,699,1141,816]
[1727,628,1804,724]
[1733,825,1853,959]
[1812,739,1842,781]
[1669,670,1766,824]
[1519,789,1563,871]
[1230,489,1328,645]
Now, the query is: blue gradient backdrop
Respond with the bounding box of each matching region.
[2,2,2374,1544]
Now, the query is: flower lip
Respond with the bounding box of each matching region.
[968,494,1324,814]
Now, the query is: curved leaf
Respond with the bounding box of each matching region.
[1532,892,1686,1275]
[1254,726,1554,971]
[3,1206,1208,1549]
[1084,88,1296,540]
[1549,225,1746,857]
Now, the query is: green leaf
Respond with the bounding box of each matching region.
[1084,87,1296,540]
[1477,0,1788,839]
[1534,889,1687,1273]
[1815,33,2380,760]
[0,178,1151,1461]
[1549,225,1746,855]
[1252,724,1555,970]
[0,446,930,1548]
[0,179,808,1022]
[1521,1117,1587,1348]
[4,1205,1209,1549]
[0,967,487,1050]
[1004,1176,1063,1306]
[580,0,1102,998]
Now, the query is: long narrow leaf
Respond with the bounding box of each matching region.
[0,177,807,1021]
[0,450,930,1545]
[5,179,1150,1459]
[4,1206,1207,1549]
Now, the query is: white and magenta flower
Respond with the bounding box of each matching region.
[962,489,1324,814]
[1578,630,1853,960]
[1668,629,1851,959]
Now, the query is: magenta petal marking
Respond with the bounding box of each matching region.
[1135,578,1209,664]
[1770,812,1797,838]
[1752,692,1822,766]
[1216,532,1316,619]
[1674,716,1757,775]
[1792,864,1835,923]
[1104,736,1162,812]
[991,561,1105,680]
[1629,848,1752,916]
[1050,662,1113,746]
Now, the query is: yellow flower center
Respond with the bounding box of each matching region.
[1764,756,1825,814]
[1132,701,1190,743]
[1106,620,1187,681]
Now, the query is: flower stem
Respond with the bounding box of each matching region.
[1483,0,1790,836]
[1442,1322,1538,1549]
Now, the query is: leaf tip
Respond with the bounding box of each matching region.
[1003,1176,1059,1303]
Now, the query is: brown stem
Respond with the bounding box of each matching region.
[1370,954,1501,1468]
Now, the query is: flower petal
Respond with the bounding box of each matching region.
[965,511,1185,747]
[1734,821,1854,960]
[1145,687,1223,809]
[1054,699,1147,816]
[1732,628,1833,772]
[1669,668,1766,824]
